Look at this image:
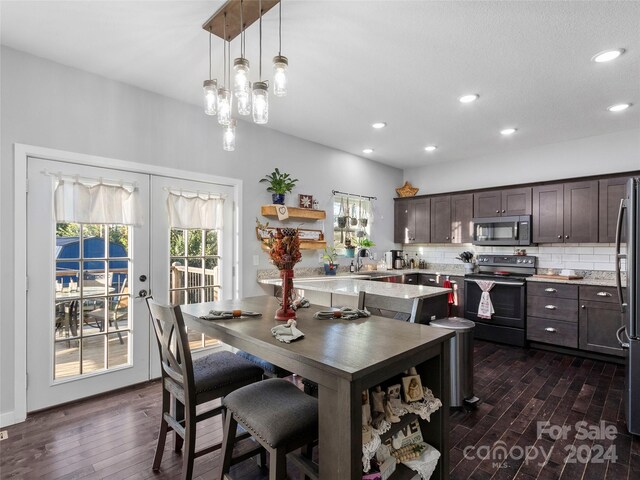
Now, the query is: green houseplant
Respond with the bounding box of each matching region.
[259,168,299,205]
[322,245,339,275]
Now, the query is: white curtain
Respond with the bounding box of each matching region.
[166,192,224,229]
[54,179,142,225]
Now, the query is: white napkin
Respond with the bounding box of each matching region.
[475,280,495,319]
[271,319,304,343]
[275,205,289,220]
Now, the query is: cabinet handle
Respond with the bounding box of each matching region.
[446,236,449,240]
[565,235,569,239]
[429,279,436,282]
[544,305,557,310]
[596,292,612,297]
[544,288,557,293]
[581,305,586,309]
[496,210,500,214]
[544,327,557,333]
[557,235,562,239]
[502,209,506,213]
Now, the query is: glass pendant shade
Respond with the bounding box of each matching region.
[233,58,251,96]
[217,88,233,126]
[203,79,217,115]
[272,56,288,97]
[223,119,236,151]
[237,84,252,116]
[252,81,269,124]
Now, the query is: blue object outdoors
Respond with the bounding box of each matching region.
[56,237,128,287]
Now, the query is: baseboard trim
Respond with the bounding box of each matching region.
[0,410,19,428]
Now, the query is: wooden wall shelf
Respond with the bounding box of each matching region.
[261,240,326,251]
[261,205,326,220]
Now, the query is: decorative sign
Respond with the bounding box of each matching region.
[298,194,313,209]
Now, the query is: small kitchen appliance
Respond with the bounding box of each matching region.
[472,215,532,246]
[615,177,640,436]
[384,251,394,269]
[464,254,537,347]
[390,249,404,269]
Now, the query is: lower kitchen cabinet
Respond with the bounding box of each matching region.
[449,276,465,317]
[578,286,625,357]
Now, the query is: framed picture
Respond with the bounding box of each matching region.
[401,375,424,403]
[298,194,313,209]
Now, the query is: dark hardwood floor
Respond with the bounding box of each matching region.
[1,341,638,479]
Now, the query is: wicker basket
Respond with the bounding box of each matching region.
[395,182,419,197]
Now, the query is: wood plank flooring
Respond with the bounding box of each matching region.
[1,341,639,479]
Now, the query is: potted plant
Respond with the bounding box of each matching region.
[344,237,355,258]
[322,245,339,275]
[456,251,475,273]
[259,168,298,205]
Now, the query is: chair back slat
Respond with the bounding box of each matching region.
[146,298,195,394]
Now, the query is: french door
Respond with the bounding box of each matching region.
[27,158,151,411]
[26,158,235,411]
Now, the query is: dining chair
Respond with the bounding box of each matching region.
[218,378,319,480]
[84,278,128,343]
[146,298,265,480]
[357,291,425,323]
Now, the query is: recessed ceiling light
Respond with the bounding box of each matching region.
[424,145,437,152]
[607,103,631,112]
[592,49,625,63]
[362,148,374,154]
[372,122,387,129]
[500,128,517,136]
[459,94,479,103]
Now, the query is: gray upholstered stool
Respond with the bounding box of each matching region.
[218,378,319,480]
[236,350,292,379]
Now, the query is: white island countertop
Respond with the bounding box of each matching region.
[258,276,451,299]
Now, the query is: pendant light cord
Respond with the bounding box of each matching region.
[259,0,262,79]
[278,1,282,56]
[208,28,212,80]
[223,13,227,86]
[240,0,244,59]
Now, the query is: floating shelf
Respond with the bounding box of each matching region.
[261,240,326,251]
[261,205,326,220]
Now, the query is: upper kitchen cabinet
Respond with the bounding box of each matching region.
[599,177,629,243]
[431,196,452,243]
[473,187,531,218]
[451,193,474,243]
[394,198,430,244]
[533,181,598,243]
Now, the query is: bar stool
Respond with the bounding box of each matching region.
[218,378,319,480]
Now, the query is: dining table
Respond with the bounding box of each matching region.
[181,295,453,480]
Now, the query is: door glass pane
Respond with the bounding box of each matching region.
[169,226,221,350]
[54,222,131,381]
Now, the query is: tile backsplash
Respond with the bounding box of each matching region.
[401,243,626,272]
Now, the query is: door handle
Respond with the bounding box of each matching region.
[544,288,557,293]
[544,305,557,310]
[544,327,557,333]
[615,198,626,313]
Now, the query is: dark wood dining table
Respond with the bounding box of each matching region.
[181,295,453,480]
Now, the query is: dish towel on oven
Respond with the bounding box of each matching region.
[476,280,496,319]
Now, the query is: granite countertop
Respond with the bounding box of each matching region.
[258,276,451,299]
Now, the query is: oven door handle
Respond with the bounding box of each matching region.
[464,279,525,287]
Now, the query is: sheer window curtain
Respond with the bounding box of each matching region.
[166,192,225,229]
[54,178,142,225]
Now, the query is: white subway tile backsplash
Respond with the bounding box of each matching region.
[582,254,609,263]
[564,261,595,270]
[563,247,594,254]
[593,262,616,272]
[562,254,579,262]
[538,246,564,254]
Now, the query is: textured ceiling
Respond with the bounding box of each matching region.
[1,0,639,169]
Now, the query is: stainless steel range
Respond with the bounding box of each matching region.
[464,254,537,347]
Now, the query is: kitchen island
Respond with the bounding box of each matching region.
[259,275,452,323]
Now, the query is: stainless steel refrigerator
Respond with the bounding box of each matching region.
[616,177,640,436]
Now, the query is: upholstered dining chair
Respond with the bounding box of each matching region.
[146,298,265,480]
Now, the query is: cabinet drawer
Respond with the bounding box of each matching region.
[527,296,578,322]
[579,285,618,304]
[418,274,440,286]
[403,274,419,285]
[527,282,578,299]
[527,317,578,348]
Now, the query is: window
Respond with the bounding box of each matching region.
[333,194,372,253]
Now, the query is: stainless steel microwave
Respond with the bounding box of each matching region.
[472,215,532,246]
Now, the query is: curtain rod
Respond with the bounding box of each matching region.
[331,190,377,201]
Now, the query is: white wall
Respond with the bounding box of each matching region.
[404,128,640,195]
[0,46,403,420]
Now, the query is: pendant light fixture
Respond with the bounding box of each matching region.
[217,13,233,126]
[272,1,288,97]
[233,0,252,116]
[252,0,269,124]
[223,119,237,151]
[203,29,217,115]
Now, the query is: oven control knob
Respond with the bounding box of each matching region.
[516,259,522,263]
[527,260,533,264]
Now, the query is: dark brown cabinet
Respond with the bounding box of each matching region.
[578,285,624,357]
[450,275,465,317]
[431,196,451,243]
[394,198,430,244]
[473,187,531,218]
[450,194,473,243]
[527,282,578,348]
[532,181,598,243]
[599,177,628,243]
